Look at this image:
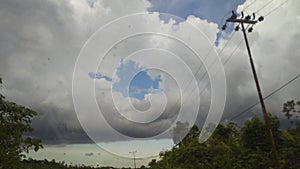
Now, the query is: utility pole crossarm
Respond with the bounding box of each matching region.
[226,18,257,24]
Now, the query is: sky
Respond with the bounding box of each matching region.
[111,59,162,100]
[0,0,299,167]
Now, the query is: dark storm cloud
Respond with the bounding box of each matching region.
[0,0,84,143]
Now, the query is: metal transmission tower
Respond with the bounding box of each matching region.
[129,150,137,169]
[222,11,281,169]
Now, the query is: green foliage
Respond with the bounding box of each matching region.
[21,158,119,169]
[0,79,43,168]
[241,115,279,151]
[148,114,300,169]
[282,100,300,119]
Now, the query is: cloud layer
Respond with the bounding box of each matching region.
[0,0,299,146]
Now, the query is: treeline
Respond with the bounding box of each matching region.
[20,158,147,169]
[148,115,300,169]
[21,158,118,169]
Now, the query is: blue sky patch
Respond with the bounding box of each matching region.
[113,59,162,100]
[147,0,246,45]
[147,0,245,28]
[89,59,163,101]
[88,72,112,81]
[129,71,162,100]
[86,0,96,8]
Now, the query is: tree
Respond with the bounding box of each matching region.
[140,165,147,169]
[283,100,300,119]
[0,78,43,168]
[240,115,280,151]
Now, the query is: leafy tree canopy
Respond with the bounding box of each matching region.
[0,78,43,168]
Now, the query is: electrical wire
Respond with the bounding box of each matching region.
[218,31,237,56]
[197,25,250,88]
[173,18,239,99]
[255,0,276,13]
[242,0,257,12]
[227,74,300,121]
[264,0,289,17]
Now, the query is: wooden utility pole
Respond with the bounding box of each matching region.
[129,150,137,169]
[223,12,281,169]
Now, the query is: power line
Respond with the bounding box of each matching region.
[243,0,289,18]
[222,25,251,65]
[223,39,243,65]
[195,31,236,82]
[242,0,257,12]
[255,0,276,14]
[170,15,239,104]
[264,0,289,17]
[196,25,250,86]
[218,31,237,55]
[227,74,300,121]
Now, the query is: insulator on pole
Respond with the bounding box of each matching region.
[248,27,253,33]
[258,16,264,22]
[231,10,237,19]
[222,24,227,31]
[245,15,251,21]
